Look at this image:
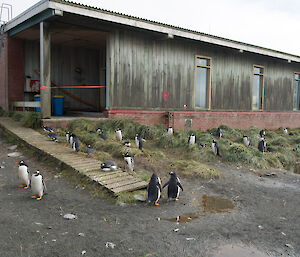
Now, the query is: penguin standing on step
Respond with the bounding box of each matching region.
[31,170,46,200]
[101,161,117,171]
[48,133,58,142]
[66,131,70,143]
[16,160,30,189]
[72,135,80,152]
[135,134,145,151]
[188,134,196,145]
[96,128,107,140]
[167,127,173,135]
[243,135,250,147]
[259,129,266,138]
[216,128,223,138]
[163,172,183,200]
[86,145,95,154]
[69,133,75,146]
[116,128,122,141]
[212,140,221,157]
[283,128,288,135]
[258,137,266,153]
[123,152,134,172]
[147,173,162,205]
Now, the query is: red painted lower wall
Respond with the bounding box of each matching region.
[0,33,8,110]
[108,110,300,130]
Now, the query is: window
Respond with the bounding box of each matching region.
[252,65,264,110]
[195,56,211,109]
[294,73,300,111]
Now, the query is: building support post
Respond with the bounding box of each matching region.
[40,21,51,118]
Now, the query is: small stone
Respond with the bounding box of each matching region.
[281,232,286,236]
[36,230,40,233]
[61,232,69,235]
[63,213,77,220]
[173,228,179,232]
[128,248,133,251]
[0,166,4,169]
[52,239,56,242]
[285,244,293,249]
[258,225,263,230]
[81,250,86,255]
[34,222,43,226]
[157,217,161,221]
[7,152,22,157]
[118,202,126,207]
[78,233,85,237]
[8,145,17,150]
[186,238,196,241]
[47,226,52,230]
[106,242,116,249]
[133,194,146,202]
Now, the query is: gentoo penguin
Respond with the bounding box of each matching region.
[258,137,266,153]
[72,135,80,152]
[86,145,95,154]
[42,126,56,133]
[66,131,70,143]
[69,133,75,146]
[188,134,196,145]
[96,128,107,140]
[31,170,46,200]
[283,128,288,135]
[123,152,134,172]
[147,173,162,205]
[259,129,266,138]
[123,141,131,147]
[216,128,223,138]
[116,128,122,141]
[135,134,145,151]
[16,160,30,189]
[212,140,221,157]
[48,133,58,142]
[163,172,183,200]
[101,161,117,171]
[198,142,206,148]
[167,127,173,135]
[243,135,250,147]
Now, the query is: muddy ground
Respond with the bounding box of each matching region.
[0,134,299,257]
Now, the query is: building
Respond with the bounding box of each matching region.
[0,0,299,130]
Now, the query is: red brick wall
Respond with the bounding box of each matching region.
[0,33,8,110]
[107,110,300,130]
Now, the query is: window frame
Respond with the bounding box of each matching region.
[194,55,212,110]
[293,72,300,111]
[252,64,265,111]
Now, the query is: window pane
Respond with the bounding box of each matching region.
[294,81,300,110]
[197,58,210,67]
[254,67,263,74]
[196,67,209,108]
[252,75,263,110]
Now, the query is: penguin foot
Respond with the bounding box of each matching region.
[175,198,179,201]
[36,196,42,201]
[154,202,160,206]
[31,195,37,199]
[18,185,25,188]
[23,186,29,189]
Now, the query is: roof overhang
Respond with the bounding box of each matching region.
[4,0,300,63]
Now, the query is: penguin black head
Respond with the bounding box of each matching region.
[17,160,26,166]
[97,128,103,134]
[88,145,91,148]
[33,170,40,176]
[123,152,131,158]
[212,140,217,143]
[151,173,158,180]
[169,171,177,177]
[243,135,247,138]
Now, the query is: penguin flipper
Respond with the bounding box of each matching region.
[177,182,183,191]
[42,179,47,194]
[162,181,169,189]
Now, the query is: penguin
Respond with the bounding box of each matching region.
[188,134,196,145]
[259,129,266,138]
[116,128,122,141]
[283,128,288,135]
[212,140,221,157]
[69,133,75,146]
[289,132,295,136]
[123,152,134,172]
[167,127,173,135]
[42,126,56,133]
[16,160,30,189]
[163,172,183,200]
[216,128,223,138]
[31,170,46,200]
[86,145,95,154]
[135,134,145,151]
[198,142,206,148]
[48,133,58,142]
[101,161,117,171]
[72,135,80,152]
[243,135,250,147]
[96,128,107,140]
[66,131,70,143]
[123,141,131,147]
[147,173,162,205]
[258,137,266,153]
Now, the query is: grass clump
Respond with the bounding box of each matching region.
[69,119,96,132]
[0,107,6,116]
[21,112,41,129]
[116,189,147,204]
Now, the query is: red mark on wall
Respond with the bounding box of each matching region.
[161,91,170,102]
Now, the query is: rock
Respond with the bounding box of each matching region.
[81,250,86,255]
[186,238,196,241]
[118,202,126,207]
[78,233,85,237]
[258,225,263,230]
[0,166,4,169]
[106,242,116,249]
[285,244,294,249]
[63,214,77,220]
[7,152,22,157]
[8,145,17,150]
[52,239,56,242]
[133,194,146,202]
[281,232,286,236]
[173,228,179,232]
[34,222,43,226]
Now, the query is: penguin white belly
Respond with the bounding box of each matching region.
[156,186,161,203]
[176,186,181,199]
[135,138,139,147]
[18,166,29,186]
[212,144,217,155]
[116,131,122,141]
[31,176,44,197]
[189,136,195,145]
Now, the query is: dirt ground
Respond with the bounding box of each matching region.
[0,133,299,257]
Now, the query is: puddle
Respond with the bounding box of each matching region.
[202,194,235,213]
[159,212,200,223]
[213,244,269,257]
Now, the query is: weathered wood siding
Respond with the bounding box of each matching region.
[108,28,300,111]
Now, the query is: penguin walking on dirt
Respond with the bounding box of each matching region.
[31,170,46,200]
[135,134,145,151]
[259,129,266,138]
[16,160,30,189]
[243,135,250,147]
[147,173,162,205]
[216,128,223,138]
[72,135,80,152]
[96,128,107,140]
[123,152,134,172]
[212,140,221,157]
[283,128,288,135]
[116,128,122,141]
[163,172,183,200]
[167,127,173,135]
[258,137,266,153]
[101,161,117,171]
[188,134,196,145]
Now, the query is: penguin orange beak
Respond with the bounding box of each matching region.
[16,162,19,164]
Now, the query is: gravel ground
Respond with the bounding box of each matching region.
[0,134,299,257]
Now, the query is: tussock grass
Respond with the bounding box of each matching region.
[12,111,24,122]
[116,189,147,204]
[21,112,42,129]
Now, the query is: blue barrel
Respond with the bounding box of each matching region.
[34,95,41,112]
[52,95,64,116]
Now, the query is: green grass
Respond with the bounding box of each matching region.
[21,112,42,129]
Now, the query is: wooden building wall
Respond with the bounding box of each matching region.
[108,28,300,111]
